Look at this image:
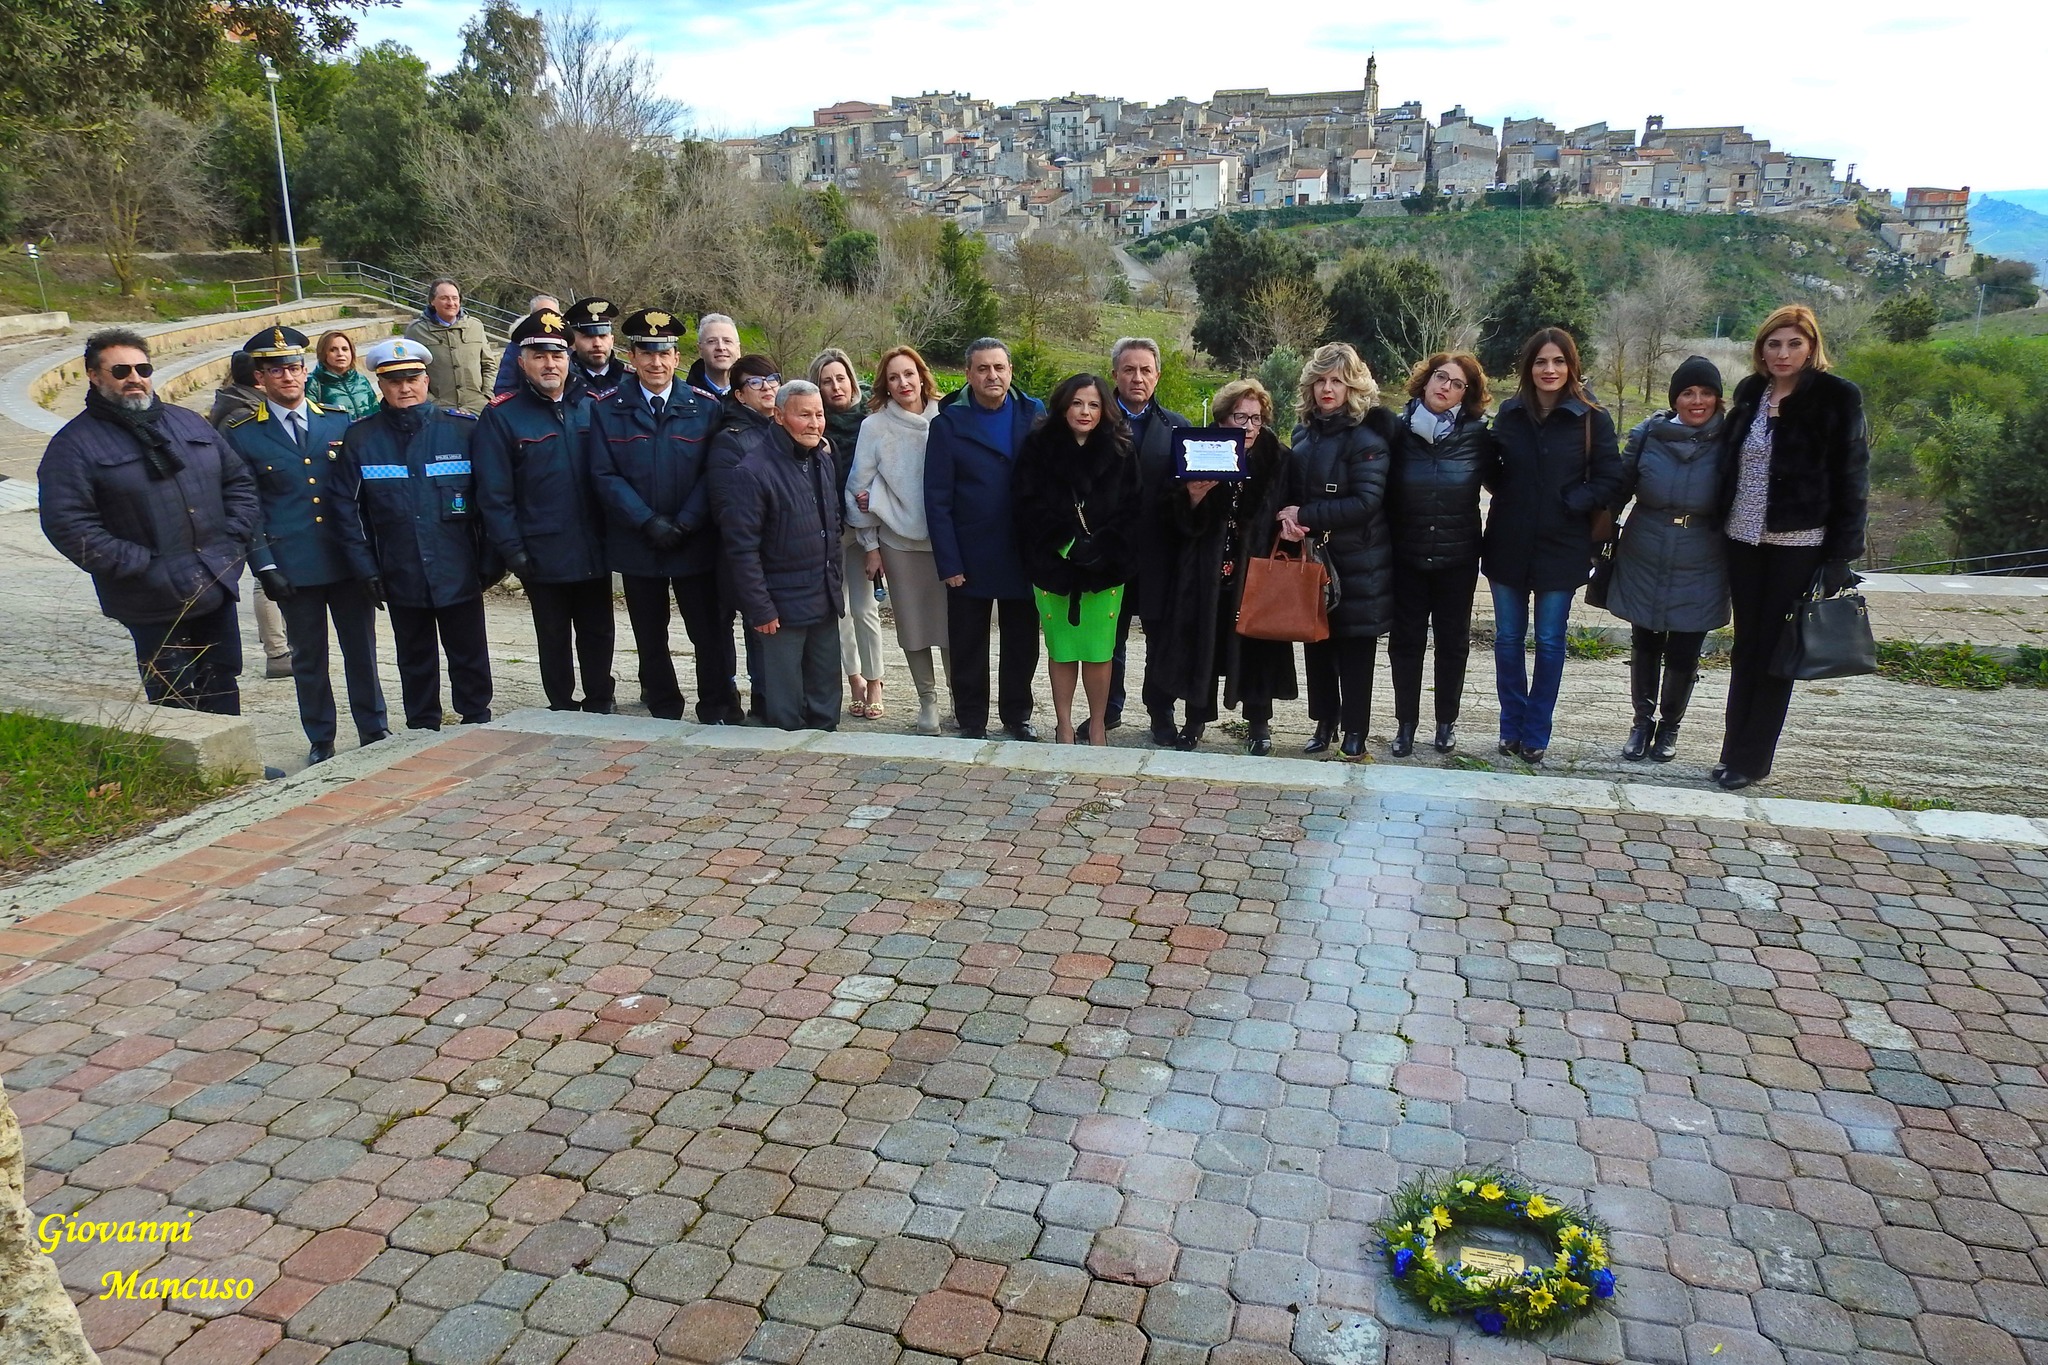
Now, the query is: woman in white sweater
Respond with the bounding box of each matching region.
[846,346,952,734]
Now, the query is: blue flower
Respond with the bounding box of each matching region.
[1506,1201,1524,1217]
[1392,1248,1414,1278]
[1592,1269,1616,1299]
[1475,1308,1506,1335]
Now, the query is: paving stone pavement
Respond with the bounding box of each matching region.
[8,726,2048,1365]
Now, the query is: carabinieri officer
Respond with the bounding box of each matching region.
[564,297,631,402]
[332,337,495,730]
[474,307,615,713]
[587,308,739,722]
[220,324,390,763]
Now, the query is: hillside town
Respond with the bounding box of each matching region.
[719,58,1977,276]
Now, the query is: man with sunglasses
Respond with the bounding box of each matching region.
[588,309,739,722]
[40,328,260,714]
[220,325,390,764]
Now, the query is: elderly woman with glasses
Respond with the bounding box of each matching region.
[1153,378,1300,755]
[1385,351,1493,757]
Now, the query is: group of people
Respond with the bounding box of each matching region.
[37,288,1866,792]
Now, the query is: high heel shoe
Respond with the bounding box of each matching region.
[1304,722,1335,755]
[1389,722,1416,758]
[1248,721,1272,757]
[1340,732,1367,760]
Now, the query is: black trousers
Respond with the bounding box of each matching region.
[278,579,387,744]
[1304,634,1380,733]
[756,621,840,731]
[126,599,241,715]
[946,591,1039,733]
[1721,540,1827,779]
[621,573,740,723]
[526,577,616,712]
[1388,559,1478,727]
[386,597,492,730]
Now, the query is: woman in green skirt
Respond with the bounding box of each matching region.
[1012,374,1142,744]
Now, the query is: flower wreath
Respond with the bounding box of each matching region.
[1374,1169,1616,1337]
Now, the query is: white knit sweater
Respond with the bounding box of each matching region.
[844,399,937,552]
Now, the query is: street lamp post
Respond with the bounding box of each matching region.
[259,56,304,303]
[25,242,48,312]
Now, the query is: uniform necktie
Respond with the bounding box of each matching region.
[287,410,305,448]
[650,395,665,421]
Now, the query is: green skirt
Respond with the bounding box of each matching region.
[1035,583,1124,663]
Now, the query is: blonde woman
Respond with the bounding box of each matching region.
[1711,305,1869,790]
[1276,342,1397,759]
[845,346,952,735]
[810,347,883,717]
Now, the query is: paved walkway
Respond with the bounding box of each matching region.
[8,718,2048,1365]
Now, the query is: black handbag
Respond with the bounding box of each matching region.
[1585,533,1617,610]
[1769,572,1877,680]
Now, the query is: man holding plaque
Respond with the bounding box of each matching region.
[1107,338,1192,745]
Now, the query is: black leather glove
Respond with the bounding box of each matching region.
[505,549,534,580]
[1819,560,1861,596]
[363,576,385,610]
[645,516,686,551]
[256,568,294,602]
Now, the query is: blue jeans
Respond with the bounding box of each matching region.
[1490,583,1573,751]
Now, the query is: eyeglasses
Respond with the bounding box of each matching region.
[1223,410,1264,428]
[1429,371,1468,390]
[740,375,781,391]
[106,362,155,380]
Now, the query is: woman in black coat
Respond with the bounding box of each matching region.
[1278,343,1396,759]
[1481,328,1625,764]
[1712,305,1869,790]
[1155,378,1299,755]
[1011,374,1142,745]
[1386,351,1492,758]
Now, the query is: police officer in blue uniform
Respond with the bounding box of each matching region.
[475,307,615,713]
[588,308,740,722]
[332,337,495,730]
[221,325,390,763]
[564,297,631,402]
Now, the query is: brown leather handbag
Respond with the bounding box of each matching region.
[1237,535,1330,643]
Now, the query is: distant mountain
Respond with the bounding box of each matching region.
[1973,194,2048,275]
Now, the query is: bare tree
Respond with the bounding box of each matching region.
[1634,248,1707,406]
[1144,249,1196,311]
[24,107,221,301]
[1245,275,1330,360]
[995,238,1097,347]
[1596,290,1649,425]
[415,4,760,309]
[1418,247,1484,353]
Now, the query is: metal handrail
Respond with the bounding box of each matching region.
[318,261,521,337]
[1878,547,2048,576]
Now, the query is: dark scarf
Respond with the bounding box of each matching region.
[85,387,184,480]
[384,402,426,435]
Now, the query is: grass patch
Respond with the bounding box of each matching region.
[1566,627,1626,660]
[1876,640,2015,690]
[0,711,235,875]
[1449,754,1494,772]
[1846,784,1958,812]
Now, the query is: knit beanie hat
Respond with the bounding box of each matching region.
[1667,355,1722,408]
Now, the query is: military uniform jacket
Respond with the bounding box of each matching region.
[587,382,721,579]
[221,400,354,588]
[567,357,631,404]
[332,402,488,609]
[474,385,605,583]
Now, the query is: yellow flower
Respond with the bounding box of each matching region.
[1555,1250,1574,1272]
[1396,1222,1414,1237]
[1525,1194,1557,1219]
[1559,1224,1584,1244]
[1526,1288,1555,1312]
[1456,1179,1477,1195]
[1430,1205,1454,1231]
[1479,1182,1505,1201]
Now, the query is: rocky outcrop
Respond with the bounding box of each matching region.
[0,1080,100,1364]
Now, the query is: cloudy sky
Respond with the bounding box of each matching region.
[355,0,2042,194]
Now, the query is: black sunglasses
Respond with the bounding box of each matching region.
[106,362,155,379]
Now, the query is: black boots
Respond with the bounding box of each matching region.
[1433,723,1456,754]
[1390,722,1416,758]
[1340,732,1367,759]
[1651,661,1697,763]
[1624,644,1659,761]
[1304,721,1335,755]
